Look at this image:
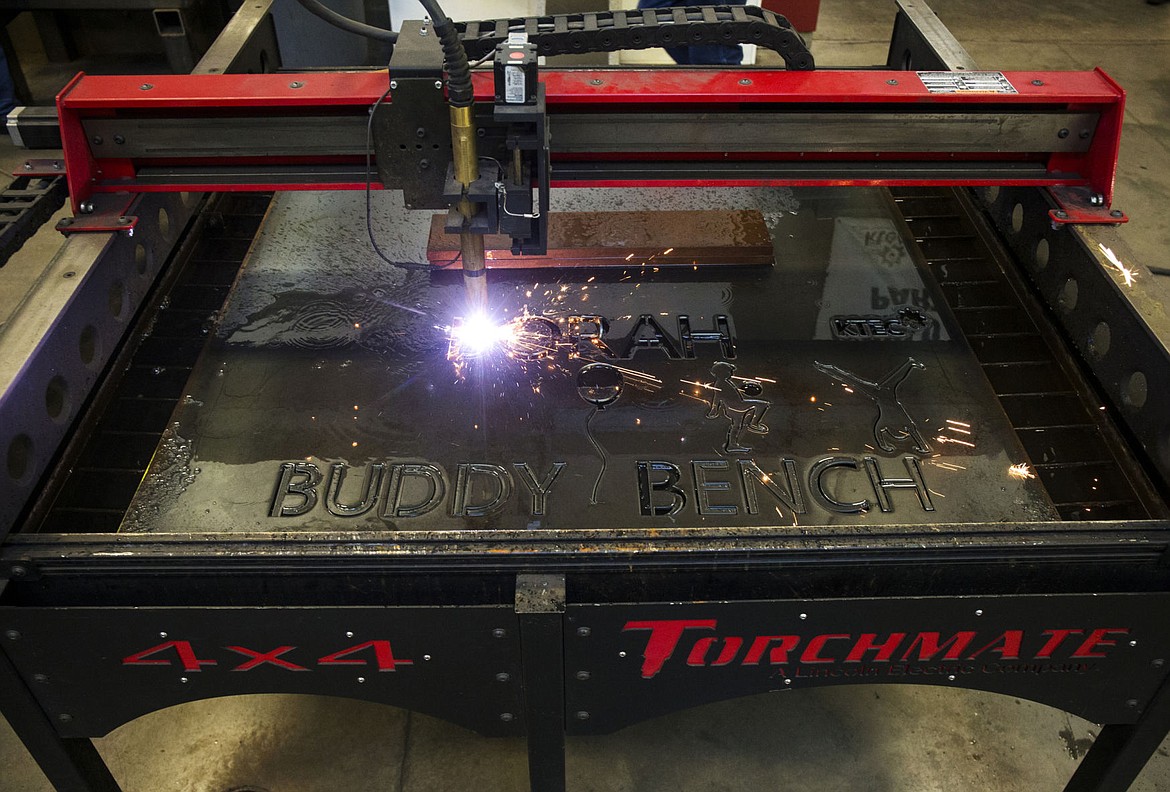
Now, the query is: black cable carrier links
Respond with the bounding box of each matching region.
[0,174,68,267]
[455,5,815,70]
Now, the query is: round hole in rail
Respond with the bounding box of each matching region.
[79,325,101,367]
[134,243,150,277]
[985,186,1001,204]
[1034,238,1050,270]
[1058,278,1078,312]
[158,207,171,238]
[45,376,71,423]
[109,279,126,320]
[1122,371,1148,411]
[1010,203,1025,234]
[6,434,33,484]
[1089,321,1111,359]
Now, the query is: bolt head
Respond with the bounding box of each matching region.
[140,83,153,91]
[79,202,94,214]
[1058,128,1070,139]
[416,127,427,138]
[1055,210,1068,219]
[575,671,591,681]
[389,80,398,89]
[886,79,898,86]
[975,609,984,616]
[499,712,514,722]
[576,626,591,637]
[114,135,125,145]
[57,714,72,723]
[590,79,603,86]
[10,565,27,578]
[58,217,73,226]
[289,81,304,89]
[492,628,507,639]
[33,674,49,684]
[495,672,511,683]
[1032,79,1044,86]
[739,78,753,86]
[92,136,103,145]
[434,80,443,90]
[575,711,590,720]
[1110,209,1124,218]
[1127,699,1140,709]
[4,630,20,641]
[23,162,32,170]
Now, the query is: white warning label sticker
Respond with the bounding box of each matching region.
[917,71,1018,94]
[505,65,526,104]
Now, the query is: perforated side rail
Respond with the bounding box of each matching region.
[457,6,814,70]
[891,186,1163,521]
[36,193,272,534]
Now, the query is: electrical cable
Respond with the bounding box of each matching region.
[293,0,472,105]
[293,0,397,42]
[415,0,473,107]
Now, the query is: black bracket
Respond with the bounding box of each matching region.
[494,81,549,256]
[373,20,453,210]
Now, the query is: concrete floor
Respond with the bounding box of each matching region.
[2,0,1170,790]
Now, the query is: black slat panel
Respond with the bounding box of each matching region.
[998,394,1092,428]
[890,186,1152,521]
[40,193,271,534]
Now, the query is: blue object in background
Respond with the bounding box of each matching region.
[636,0,748,65]
[0,45,16,121]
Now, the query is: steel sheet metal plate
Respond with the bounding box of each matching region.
[121,187,1056,534]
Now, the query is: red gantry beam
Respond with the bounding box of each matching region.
[56,68,1125,215]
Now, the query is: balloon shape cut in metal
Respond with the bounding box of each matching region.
[577,362,625,408]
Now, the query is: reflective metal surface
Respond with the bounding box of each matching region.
[122,187,1056,533]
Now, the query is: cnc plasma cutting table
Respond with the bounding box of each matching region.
[2,2,1170,790]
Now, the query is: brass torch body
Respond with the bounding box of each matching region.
[449,105,487,310]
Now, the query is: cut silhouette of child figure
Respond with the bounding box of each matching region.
[814,358,930,455]
[705,361,770,454]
